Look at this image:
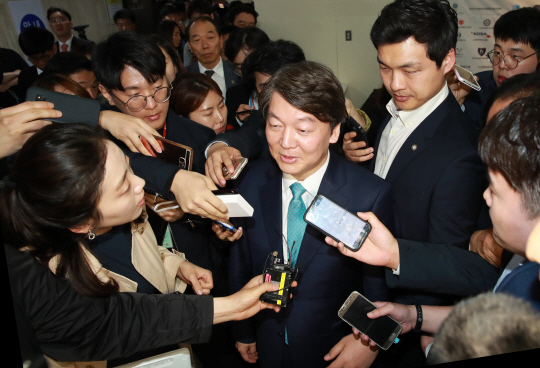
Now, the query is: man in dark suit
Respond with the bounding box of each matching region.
[16,27,57,102]
[186,16,240,98]
[229,61,395,368]
[47,7,94,54]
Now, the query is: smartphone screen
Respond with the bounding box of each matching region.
[340,293,401,349]
[304,195,370,251]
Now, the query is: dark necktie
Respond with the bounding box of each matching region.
[204,70,215,77]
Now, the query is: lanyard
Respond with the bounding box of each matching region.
[162,122,167,138]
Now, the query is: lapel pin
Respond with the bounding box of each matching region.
[411,144,418,151]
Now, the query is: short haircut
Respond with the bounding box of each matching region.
[482,71,540,125]
[92,31,166,92]
[44,52,93,76]
[187,15,221,40]
[113,8,136,23]
[18,26,55,56]
[147,33,185,74]
[428,292,540,364]
[479,91,540,219]
[47,6,71,21]
[494,7,540,53]
[187,0,213,19]
[227,3,258,25]
[170,72,222,117]
[241,39,305,89]
[160,4,180,18]
[224,26,269,62]
[370,0,458,68]
[33,73,92,99]
[258,61,346,132]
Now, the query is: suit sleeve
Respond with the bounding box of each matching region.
[207,123,262,159]
[5,245,213,363]
[428,150,487,247]
[385,239,500,296]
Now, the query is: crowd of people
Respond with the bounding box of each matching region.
[2,0,540,367]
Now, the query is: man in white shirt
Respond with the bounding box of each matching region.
[47,7,94,54]
[186,16,240,98]
[229,61,395,368]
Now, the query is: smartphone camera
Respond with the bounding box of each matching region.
[36,95,46,101]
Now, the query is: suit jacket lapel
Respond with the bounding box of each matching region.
[295,153,349,273]
[259,161,285,260]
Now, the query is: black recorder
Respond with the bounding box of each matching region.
[260,251,298,307]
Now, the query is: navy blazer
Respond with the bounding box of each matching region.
[186,58,240,93]
[370,90,487,305]
[462,70,497,131]
[230,151,395,368]
[495,261,540,312]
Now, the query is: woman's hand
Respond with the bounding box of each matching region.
[177,261,213,295]
[212,220,243,241]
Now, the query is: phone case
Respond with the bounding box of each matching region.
[454,66,481,91]
[140,135,193,171]
[338,291,403,350]
[222,158,249,180]
[345,116,369,146]
[303,194,371,251]
[26,87,101,126]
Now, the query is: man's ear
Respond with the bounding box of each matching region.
[99,84,116,106]
[329,122,341,144]
[442,48,456,75]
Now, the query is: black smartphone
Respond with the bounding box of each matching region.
[211,188,238,195]
[26,87,101,126]
[345,116,369,146]
[338,291,402,350]
[221,158,248,180]
[304,194,371,251]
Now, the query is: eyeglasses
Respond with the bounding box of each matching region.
[50,18,70,24]
[486,49,539,70]
[109,76,173,112]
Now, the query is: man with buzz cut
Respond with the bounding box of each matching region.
[229,60,395,368]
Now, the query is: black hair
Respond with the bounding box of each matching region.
[220,24,238,37]
[187,15,221,39]
[370,0,457,68]
[157,20,181,46]
[44,52,93,76]
[224,26,269,62]
[18,26,55,56]
[482,71,540,125]
[241,39,305,90]
[113,8,136,23]
[494,7,540,54]
[187,0,214,19]
[92,31,166,91]
[148,33,185,75]
[160,4,181,18]
[0,123,118,297]
[227,3,258,25]
[479,91,540,219]
[47,6,72,21]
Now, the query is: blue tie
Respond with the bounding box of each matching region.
[285,182,307,345]
[287,182,307,267]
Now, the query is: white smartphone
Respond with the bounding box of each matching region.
[338,291,402,350]
[454,65,481,91]
[304,194,371,251]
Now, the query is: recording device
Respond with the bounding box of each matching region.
[214,220,237,233]
[221,158,248,180]
[260,251,298,307]
[345,116,368,146]
[338,291,402,350]
[454,64,481,91]
[304,194,371,251]
[26,87,101,126]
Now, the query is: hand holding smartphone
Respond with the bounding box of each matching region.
[304,195,371,251]
[338,291,402,350]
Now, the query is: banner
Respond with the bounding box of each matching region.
[452,1,539,73]
[8,0,49,34]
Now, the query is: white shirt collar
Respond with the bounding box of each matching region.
[60,34,74,47]
[282,150,331,198]
[385,83,449,126]
[198,57,224,78]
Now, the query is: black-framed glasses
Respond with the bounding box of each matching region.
[109,75,173,112]
[50,18,70,24]
[486,49,539,70]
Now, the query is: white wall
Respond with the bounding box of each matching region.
[255,0,393,107]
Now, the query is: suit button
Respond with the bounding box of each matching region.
[278,332,283,337]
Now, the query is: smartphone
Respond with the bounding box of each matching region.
[345,116,369,147]
[222,158,248,180]
[140,135,193,171]
[338,291,402,350]
[153,200,180,212]
[454,65,481,91]
[304,195,371,251]
[235,109,255,116]
[26,87,101,126]
[214,220,237,233]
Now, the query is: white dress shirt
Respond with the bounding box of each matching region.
[198,57,226,98]
[281,152,330,263]
[374,84,449,179]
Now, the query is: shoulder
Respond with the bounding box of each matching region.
[235,157,277,187]
[186,63,199,72]
[332,153,391,191]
